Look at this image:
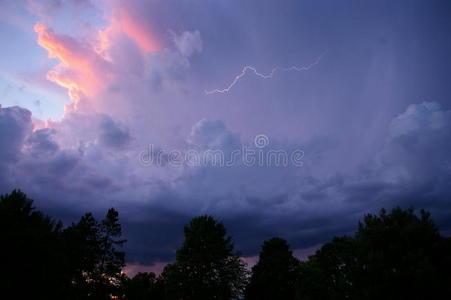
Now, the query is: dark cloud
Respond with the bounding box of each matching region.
[26,128,59,157]
[98,115,131,149]
[2,101,450,267]
[118,102,451,265]
[0,105,32,161]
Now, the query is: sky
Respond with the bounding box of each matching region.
[1,0,451,274]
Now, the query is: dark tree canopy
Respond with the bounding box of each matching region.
[1,190,450,300]
[0,190,65,299]
[297,207,451,300]
[0,190,126,300]
[64,208,126,299]
[245,237,299,300]
[161,215,248,300]
[123,272,158,300]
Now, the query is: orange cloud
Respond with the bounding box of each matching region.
[118,8,160,53]
[34,4,160,111]
[96,6,161,57]
[34,23,113,109]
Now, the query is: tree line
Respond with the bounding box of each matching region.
[1,190,450,300]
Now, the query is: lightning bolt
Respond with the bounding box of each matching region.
[205,51,327,95]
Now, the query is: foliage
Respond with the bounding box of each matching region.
[245,237,299,300]
[161,215,249,300]
[0,190,64,299]
[123,272,157,300]
[296,207,451,300]
[1,190,450,300]
[64,208,126,299]
[0,190,125,300]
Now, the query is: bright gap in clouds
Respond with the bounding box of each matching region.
[0,0,92,121]
[0,74,68,121]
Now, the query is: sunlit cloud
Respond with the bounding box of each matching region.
[34,23,113,109]
[33,1,161,111]
[117,8,161,53]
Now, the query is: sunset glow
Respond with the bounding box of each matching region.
[34,23,111,106]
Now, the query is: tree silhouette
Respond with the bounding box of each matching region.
[123,272,157,300]
[64,208,126,299]
[2,189,450,300]
[297,236,357,300]
[245,237,299,300]
[0,190,65,299]
[296,207,451,300]
[161,215,248,300]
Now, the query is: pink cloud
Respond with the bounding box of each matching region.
[34,23,113,110]
[124,261,168,277]
[94,2,163,60]
[33,1,162,112]
[116,7,161,53]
